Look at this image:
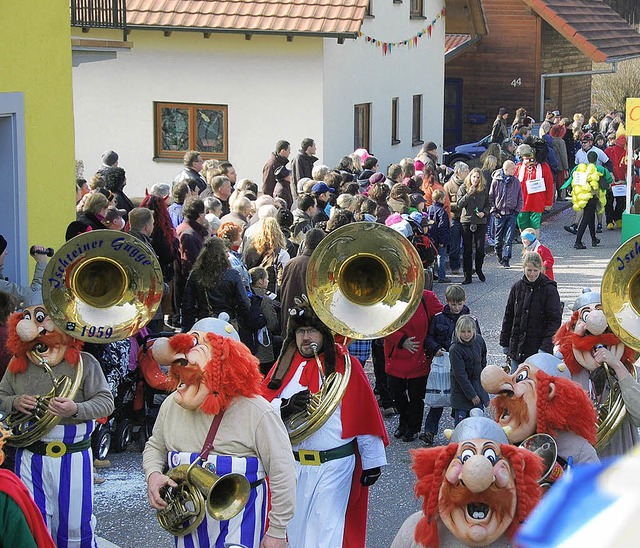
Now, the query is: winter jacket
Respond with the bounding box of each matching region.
[425,304,480,355]
[65,211,106,241]
[500,274,562,363]
[516,162,555,213]
[450,335,489,410]
[426,202,451,247]
[262,152,289,197]
[384,289,443,379]
[291,150,317,185]
[176,220,208,278]
[443,175,465,219]
[384,290,443,379]
[552,136,569,171]
[173,167,207,194]
[489,170,524,216]
[422,181,452,219]
[181,268,252,331]
[542,134,559,172]
[491,118,508,144]
[457,185,490,225]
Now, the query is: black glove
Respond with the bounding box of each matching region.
[360,467,381,487]
[280,390,310,420]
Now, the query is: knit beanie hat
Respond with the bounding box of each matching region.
[267,295,336,390]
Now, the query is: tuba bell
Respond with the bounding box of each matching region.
[2,232,163,446]
[597,235,640,451]
[286,222,425,443]
[157,458,251,536]
[519,434,564,490]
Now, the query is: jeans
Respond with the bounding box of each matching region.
[387,375,428,434]
[449,218,463,270]
[494,213,518,260]
[423,406,444,434]
[437,246,447,279]
[453,408,471,426]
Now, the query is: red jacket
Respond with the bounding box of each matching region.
[536,243,555,281]
[516,161,554,213]
[384,290,443,378]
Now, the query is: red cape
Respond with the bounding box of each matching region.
[262,344,389,547]
[0,469,54,548]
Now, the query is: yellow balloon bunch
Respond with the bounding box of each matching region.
[571,163,606,212]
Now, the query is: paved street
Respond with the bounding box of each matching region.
[94,204,624,547]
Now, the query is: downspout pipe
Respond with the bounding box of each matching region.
[539,62,618,121]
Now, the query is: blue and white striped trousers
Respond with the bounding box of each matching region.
[168,452,267,548]
[16,421,97,548]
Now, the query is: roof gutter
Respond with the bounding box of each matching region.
[539,62,618,121]
[123,24,359,42]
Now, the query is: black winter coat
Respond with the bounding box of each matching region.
[450,335,489,410]
[500,274,562,363]
[181,268,252,331]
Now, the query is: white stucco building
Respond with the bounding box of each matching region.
[72,0,445,197]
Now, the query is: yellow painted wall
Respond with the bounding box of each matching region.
[0,0,75,255]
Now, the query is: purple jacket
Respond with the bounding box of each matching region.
[489,170,524,216]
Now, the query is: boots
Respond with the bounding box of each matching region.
[462,274,472,285]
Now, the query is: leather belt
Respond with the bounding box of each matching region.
[25,437,92,458]
[293,440,356,466]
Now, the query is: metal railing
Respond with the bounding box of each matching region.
[71,0,127,41]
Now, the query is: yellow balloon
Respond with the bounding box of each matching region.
[573,203,581,211]
[577,164,588,172]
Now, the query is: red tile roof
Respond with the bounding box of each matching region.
[125,0,369,38]
[521,0,640,62]
[445,33,480,60]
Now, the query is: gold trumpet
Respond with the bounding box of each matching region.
[157,458,251,536]
[598,235,640,451]
[286,222,424,443]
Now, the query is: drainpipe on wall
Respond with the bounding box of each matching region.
[539,62,618,121]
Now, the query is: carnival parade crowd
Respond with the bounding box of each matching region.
[1,105,640,547]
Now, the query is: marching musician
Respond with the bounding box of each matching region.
[262,296,389,548]
[554,288,640,457]
[0,235,50,307]
[143,317,296,548]
[481,352,599,465]
[0,291,114,547]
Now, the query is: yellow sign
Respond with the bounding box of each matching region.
[626,98,640,135]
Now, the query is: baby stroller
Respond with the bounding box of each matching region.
[86,332,146,459]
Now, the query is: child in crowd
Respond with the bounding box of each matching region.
[426,189,451,284]
[449,315,489,425]
[421,285,479,444]
[521,227,555,280]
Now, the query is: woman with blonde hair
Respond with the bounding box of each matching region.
[457,168,489,284]
[242,217,290,294]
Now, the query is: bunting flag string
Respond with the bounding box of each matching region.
[357,7,445,56]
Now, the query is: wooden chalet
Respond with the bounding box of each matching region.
[444,0,640,146]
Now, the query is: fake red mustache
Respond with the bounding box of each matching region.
[169,363,204,391]
[440,477,513,523]
[568,331,621,352]
[15,329,73,356]
[492,393,529,428]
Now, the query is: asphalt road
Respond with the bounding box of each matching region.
[94,204,623,547]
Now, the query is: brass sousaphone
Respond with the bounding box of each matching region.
[2,231,163,447]
[598,234,640,451]
[285,222,425,444]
